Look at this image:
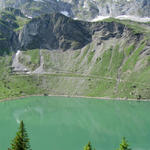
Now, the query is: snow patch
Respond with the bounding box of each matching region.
[116,15,150,22]
[60,11,69,17]
[91,15,150,23]
[25,15,32,19]
[91,16,110,22]
[74,17,79,20]
[16,50,21,57]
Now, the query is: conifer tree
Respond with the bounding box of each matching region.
[117,137,131,150]
[9,120,31,150]
[84,142,93,150]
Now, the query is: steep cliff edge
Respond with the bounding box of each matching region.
[19,13,91,50]
[2,10,147,53]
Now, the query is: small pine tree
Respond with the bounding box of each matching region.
[9,120,31,150]
[117,137,131,150]
[84,142,93,150]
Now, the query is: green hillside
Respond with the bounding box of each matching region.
[0,8,150,100]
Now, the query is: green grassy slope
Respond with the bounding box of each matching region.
[1,38,150,100]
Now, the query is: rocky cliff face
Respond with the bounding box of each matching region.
[19,13,91,50]
[19,13,145,51]
[0,9,19,55]
[1,0,150,21]
[0,8,149,55]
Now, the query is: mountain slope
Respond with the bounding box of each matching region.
[0,9,150,100]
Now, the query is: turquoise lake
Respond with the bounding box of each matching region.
[0,96,150,150]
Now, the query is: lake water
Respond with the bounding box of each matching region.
[0,96,150,150]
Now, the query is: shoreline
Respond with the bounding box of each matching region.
[0,94,150,103]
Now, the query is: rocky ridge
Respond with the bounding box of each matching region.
[1,0,150,21]
[0,8,148,55]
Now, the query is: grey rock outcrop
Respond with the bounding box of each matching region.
[0,8,147,55]
[19,13,92,50]
[0,10,19,55]
[1,0,150,21]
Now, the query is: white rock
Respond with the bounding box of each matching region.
[91,16,110,22]
[60,11,69,17]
